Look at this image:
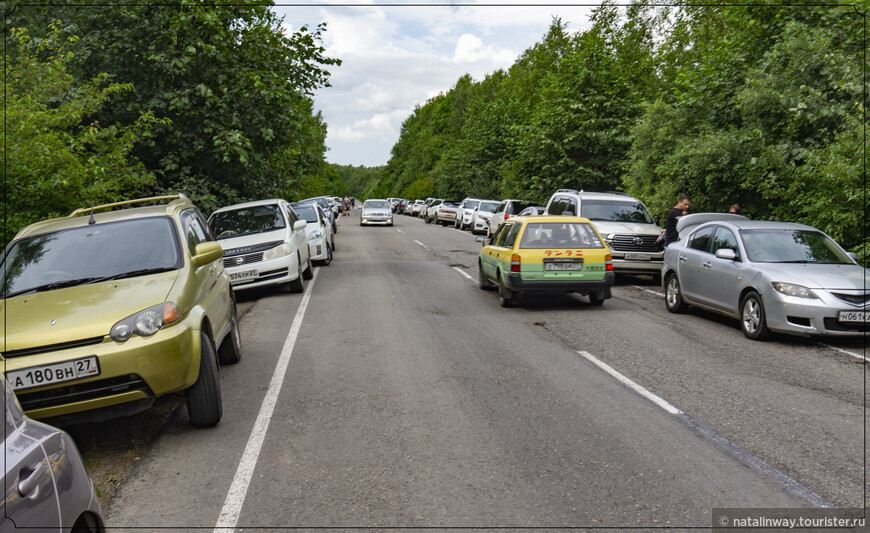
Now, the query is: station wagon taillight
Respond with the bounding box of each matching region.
[605,253,613,271]
[511,254,522,272]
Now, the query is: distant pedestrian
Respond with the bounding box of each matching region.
[662,194,690,247]
[728,204,742,215]
[341,196,348,216]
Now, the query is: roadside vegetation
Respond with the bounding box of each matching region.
[370,3,867,263]
[3,2,345,248]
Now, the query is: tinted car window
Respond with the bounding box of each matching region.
[181,208,212,256]
[504,223,523,248]
[712,227,739,255]
[549,197,576,216]
[0,218,182,298]
[689,226,715,252]
[508,201,533,215]
[209,204,287,239]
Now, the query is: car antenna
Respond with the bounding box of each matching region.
[88,201,96,225]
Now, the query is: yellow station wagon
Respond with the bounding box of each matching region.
[478,215,615,307]
[0,195,241,427]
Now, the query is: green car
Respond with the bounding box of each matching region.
[0,195,241,427]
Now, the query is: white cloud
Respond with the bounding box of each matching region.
[273,3,596,166]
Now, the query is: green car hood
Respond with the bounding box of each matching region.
[0,271,179,353]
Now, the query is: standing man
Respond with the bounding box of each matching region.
[662,194,690,247]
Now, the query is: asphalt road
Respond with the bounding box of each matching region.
[105,209,867,529]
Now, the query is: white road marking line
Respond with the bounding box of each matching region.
[576,349,829,506]
[396,229,405,234]
[631,285,665,297]
[415,240,430,251]
[816,342,868,363]
[213,268,319,533]
[577,350,683,415]
[453,267,476,283]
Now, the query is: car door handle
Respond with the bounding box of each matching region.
[18,462,49,498]
[703,261,712,268]
[679,256,687,263]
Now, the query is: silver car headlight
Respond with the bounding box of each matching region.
[111,302,182,342]
[772,282,818,299]
[263,243,293,261]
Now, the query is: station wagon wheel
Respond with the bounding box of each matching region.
[217,301,242,365]
[741,291,770,341]
[187,332,223,427]
[497,275,515,307]
[478,262,494,291]
[665,272,688,313]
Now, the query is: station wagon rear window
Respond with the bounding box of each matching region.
[519,223,604,249]
[210,204,286,239]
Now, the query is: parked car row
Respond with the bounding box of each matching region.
[407,188,868,341]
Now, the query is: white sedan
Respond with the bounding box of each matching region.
[361,199,394,226]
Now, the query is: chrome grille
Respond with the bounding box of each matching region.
[609,234,660,252]
[223,252,265,268]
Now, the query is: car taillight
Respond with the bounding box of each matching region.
[504,213,509,220]
[605,253,613,271]
[511,254,521,272]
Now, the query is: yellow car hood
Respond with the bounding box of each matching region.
[0,272,179,352]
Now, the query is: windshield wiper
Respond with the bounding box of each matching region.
[4,277,106,298]
[778,260,812,263]
[2,267,177,298]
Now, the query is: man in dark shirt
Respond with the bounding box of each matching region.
[662,195,690,247]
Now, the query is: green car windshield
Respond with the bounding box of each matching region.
[740,229,854,264]
[0,217,182,298]
[209,204,286,239]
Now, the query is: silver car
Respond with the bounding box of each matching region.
[1,373,105,532]
[360,199,393,226]
[663,214,868,340]
[292,202,335,266]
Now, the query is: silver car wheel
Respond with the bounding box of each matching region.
[742,299,761,333]
[666,278,679,307]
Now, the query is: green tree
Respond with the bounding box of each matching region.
[2,24,163,246]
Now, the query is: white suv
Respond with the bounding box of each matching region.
[544,190,663,278]
[208,199,313,292]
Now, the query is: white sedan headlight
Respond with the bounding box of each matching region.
[263,243,293,261]
[772,282,818,299]
[308,228,324,241]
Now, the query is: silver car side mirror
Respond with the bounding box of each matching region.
[715,248,738,261]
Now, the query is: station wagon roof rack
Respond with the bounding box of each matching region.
[69,194,189,217]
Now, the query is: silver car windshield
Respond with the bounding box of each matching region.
[365,201,390,209]
[519,223,604,249]
[740,229,853,264]
[580,200,655,224]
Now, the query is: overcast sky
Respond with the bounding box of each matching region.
[272,2,596,168]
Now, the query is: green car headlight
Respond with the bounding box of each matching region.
[111,302,182,342]
[771,282,818,299]
[263,243,293,261]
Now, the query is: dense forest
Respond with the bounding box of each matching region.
[3,1,345,247]
[369,3,866,262]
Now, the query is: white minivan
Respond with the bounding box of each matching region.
[208,199,313,292]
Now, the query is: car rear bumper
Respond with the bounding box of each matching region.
[506,272,615,294]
